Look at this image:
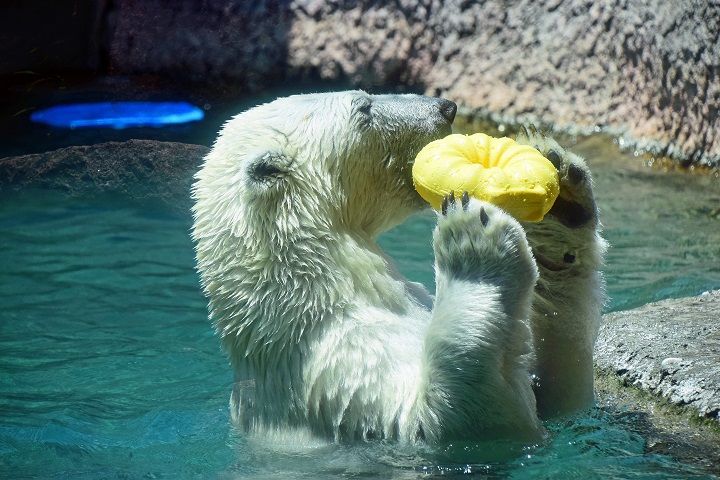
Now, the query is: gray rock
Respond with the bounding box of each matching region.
[0,140,209,211]
[595,290,720,425]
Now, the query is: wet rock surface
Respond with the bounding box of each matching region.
[596,290,720,425]
[0,140,208,211]
[593,291,720,473]
[594,372,720,474]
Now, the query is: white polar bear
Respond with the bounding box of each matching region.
[191,91,606,443]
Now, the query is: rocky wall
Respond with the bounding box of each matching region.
[424,0,720,168]
[107,0,720,167]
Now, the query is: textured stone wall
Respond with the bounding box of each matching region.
[109,0,720,167]
[424,0,720,167]
[286,1,438,88]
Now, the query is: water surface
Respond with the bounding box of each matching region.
[1,133,718,478]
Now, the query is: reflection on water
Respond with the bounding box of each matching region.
[0,130,718,478]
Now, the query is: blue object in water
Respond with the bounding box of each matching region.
[29,101,205,129]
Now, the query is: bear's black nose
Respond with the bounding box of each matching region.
[438,99,457,123]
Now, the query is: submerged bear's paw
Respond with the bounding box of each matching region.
[516,126,597,229]
[434,192,537,286]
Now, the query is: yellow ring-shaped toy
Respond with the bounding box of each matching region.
[412,133,560,222]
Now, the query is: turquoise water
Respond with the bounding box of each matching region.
[1,136,719,478]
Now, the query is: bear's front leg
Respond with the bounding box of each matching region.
[516,127,607,418]
[417,193,544,442]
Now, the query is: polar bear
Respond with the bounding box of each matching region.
[191,91,606,443]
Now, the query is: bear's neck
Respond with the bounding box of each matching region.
[332,229,411,311]
[215,227,412,365]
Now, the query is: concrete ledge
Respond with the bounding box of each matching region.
[596,290,720,426]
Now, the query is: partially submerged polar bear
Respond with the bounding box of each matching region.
[192,91,606,443]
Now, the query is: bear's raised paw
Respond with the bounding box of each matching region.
[433,191,537,289]
[516,126,598,229]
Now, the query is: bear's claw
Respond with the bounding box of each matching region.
[441,190,455,216]
[479,205,489,227]
[461,191,470,211]
[441,190,471,216]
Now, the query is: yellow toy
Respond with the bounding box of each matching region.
[412,133,560,222]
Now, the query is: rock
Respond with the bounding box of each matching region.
[287,1,436,88]
[0,140,209,211]
[595,290,720,425]
[426,0,720,169]
[107,0,720,168]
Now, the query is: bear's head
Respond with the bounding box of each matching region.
[193,90,455,242]
[192,91,455,355]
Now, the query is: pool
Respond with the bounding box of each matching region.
[0,129,718,478]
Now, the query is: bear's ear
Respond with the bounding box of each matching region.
[245,151,294,191]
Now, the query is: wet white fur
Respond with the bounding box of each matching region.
[192,91,606,443]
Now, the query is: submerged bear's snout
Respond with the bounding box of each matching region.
[437,98,457,123]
